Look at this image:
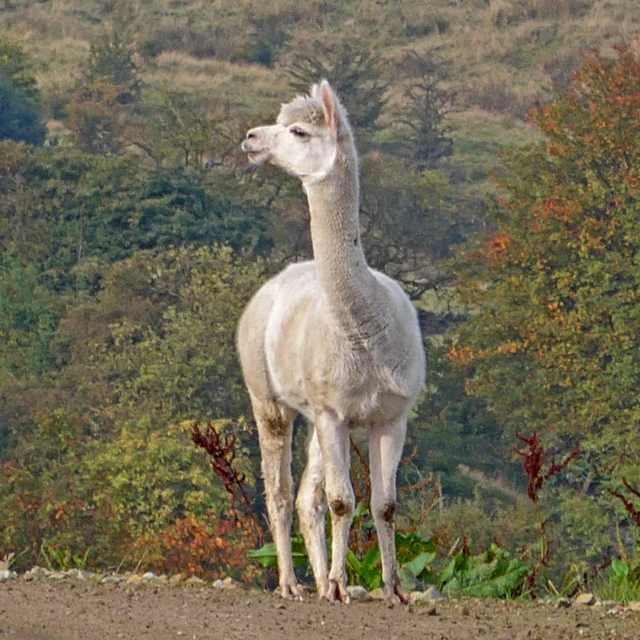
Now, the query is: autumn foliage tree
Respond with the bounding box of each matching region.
[452,44,640,559]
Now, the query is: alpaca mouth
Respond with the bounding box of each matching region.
[246,149,271,166]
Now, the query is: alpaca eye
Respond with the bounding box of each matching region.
[290,127,309,139]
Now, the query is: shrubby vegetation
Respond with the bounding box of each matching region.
[0,38,46,145]
[449,43,640,591]
[1,1,639,599]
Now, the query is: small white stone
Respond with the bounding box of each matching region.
[575,593,596,606]
[0,570,17,581]
[221,576,237,589]
[23,566,48,581]
[142,571,157,580]
[212,579,224,589]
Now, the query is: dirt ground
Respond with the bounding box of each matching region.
[2,577,640,640]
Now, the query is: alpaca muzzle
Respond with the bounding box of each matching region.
[242,129,272,165]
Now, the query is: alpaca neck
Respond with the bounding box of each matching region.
[304,146,385,340]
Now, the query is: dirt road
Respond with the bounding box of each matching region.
[1,575,638,640]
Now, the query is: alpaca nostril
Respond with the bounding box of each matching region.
[246,131,258,140]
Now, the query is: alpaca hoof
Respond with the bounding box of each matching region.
[320,579,351,604]
[384,583,409,605]
[280,583,305,601]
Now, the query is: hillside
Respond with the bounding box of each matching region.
[2,0,639,179]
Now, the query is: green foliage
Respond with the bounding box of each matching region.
[0,240,268,574]
[346,502,438,590]
[396,532,438,591]
[0,142,270,292]
[0,408,240,572]
[361,161,462,299]
[248,535,308,569]
[138,87,241,168]
[82,246,266,424]
[0,38,45,145]
[65,27,140,154]
[242,9,290,67]
[0,409,125,571]
[406,343,516,501]
[248,515,527,599]
[84,30,139,104]
[0,70,46,146]
[40,542,91,571]
[439,544,530,598]
[611,558,640,586]
[249,504,438,592]
[0,254,61,376]
[597,558,640,603]
[81,418,227,537]
[390,50,454,169]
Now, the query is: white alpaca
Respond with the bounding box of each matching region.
[238,81,425,603]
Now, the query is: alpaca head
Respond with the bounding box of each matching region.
[242,80,352,185]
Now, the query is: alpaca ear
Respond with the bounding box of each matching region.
[320,80,339,134]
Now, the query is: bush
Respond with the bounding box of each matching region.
[0,38,46,145]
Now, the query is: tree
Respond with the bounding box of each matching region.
[0,142,270,293]
[360,158,461,299]
[1,245,269,571]
[451,45,640,560]
[84,30,139,104]
[66,30,140,154]
[0,38,46,145]
[56,245,267,426]
[0,254,61,377]
[392,50,455,169]
[134,88,242,168]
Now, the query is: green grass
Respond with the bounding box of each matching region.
[595,558,640,603]
[448,109,542,194]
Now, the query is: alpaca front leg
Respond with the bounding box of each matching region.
[315,411,354,603]
[254,403,303,600]
[296,426,329,597]
[369,416,408,604]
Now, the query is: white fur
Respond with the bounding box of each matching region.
[238,80,426,603]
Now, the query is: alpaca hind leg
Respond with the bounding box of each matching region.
[296,425,329,597]
[252,396,302,600]
[369,415,408,604]
[315,411,354,603]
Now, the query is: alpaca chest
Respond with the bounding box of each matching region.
[259,261,423,424]
[265,319,410,425]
